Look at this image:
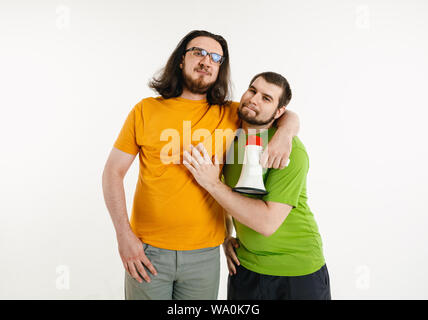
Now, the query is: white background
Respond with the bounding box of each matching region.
[1,0,427,299]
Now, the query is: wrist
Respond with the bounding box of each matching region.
[205,179,223,194]
[224,235,233,241]
[222,235,233,246]
[116,227,135,242]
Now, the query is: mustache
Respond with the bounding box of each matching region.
[241,102,258,112]
[194,66,211,75]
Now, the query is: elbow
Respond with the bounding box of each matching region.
[261,215,288,237]
[102,166,123,189]
[285,109,300,136]
[247,220,273,237]
[102,168,110,191]
[103,162,125,179]
[261,230,274,238]
[102,166,110,185]
[260,230,272,238]
[260,223,277,237]
[258,208,279,237]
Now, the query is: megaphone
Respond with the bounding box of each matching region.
[232,135,268,195]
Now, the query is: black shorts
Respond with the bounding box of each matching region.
[227,264,331,300]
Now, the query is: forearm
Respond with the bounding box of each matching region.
[276,109,300,137]
[208,182,271,236]
[102,171,133,239]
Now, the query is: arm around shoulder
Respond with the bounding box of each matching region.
[276,109,300,137]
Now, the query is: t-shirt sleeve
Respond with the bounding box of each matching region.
[113,106,141,156]
[262,147,309,207]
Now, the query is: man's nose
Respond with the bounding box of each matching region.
[199,54,212,66]
[249,93,261,105]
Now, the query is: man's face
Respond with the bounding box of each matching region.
[181,36,223,94]
[238,77,285,126]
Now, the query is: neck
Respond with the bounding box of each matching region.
[180,88,207,101]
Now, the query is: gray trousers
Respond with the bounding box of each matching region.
[125,243,220,300]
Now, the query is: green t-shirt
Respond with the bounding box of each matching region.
[222,127,325,276]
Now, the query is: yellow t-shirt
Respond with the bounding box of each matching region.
[113,96,241,250]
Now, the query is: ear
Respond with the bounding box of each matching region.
[180,55,184,69]
[274,105,287,120]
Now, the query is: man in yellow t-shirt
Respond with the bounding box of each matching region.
[102,30,300,300]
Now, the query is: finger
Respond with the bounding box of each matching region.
[260,150,269,168]
[183,150,194,165]
[226,258,236,275]
[183,160,194,171]
[228,247,240,266]
[183,160,197,175]
[231,239,240,248]
[127,261,143,283]
[271,156,282,169]
[134,260,151,283]
[279,157,290,169]
[197,143,211,163]
[228,258,237,275]
[266,155,275,168]
[122,260,130,274]
[141,254,157,276]
[190,145,205,165]
[184,150,201,168]
[232,254,240,267]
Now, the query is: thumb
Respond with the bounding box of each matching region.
[232,239,239,248]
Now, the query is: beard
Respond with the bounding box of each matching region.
[182,67,215,95]
[238,105,277,126]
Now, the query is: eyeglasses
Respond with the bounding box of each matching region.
[185,47,225,65]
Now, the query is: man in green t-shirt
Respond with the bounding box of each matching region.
[183,72,330,300]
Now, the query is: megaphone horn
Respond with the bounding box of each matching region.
[232,135,268,195]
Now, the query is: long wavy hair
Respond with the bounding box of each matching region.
[149,30,232,106]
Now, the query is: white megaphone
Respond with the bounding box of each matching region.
[233,135,268,195]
